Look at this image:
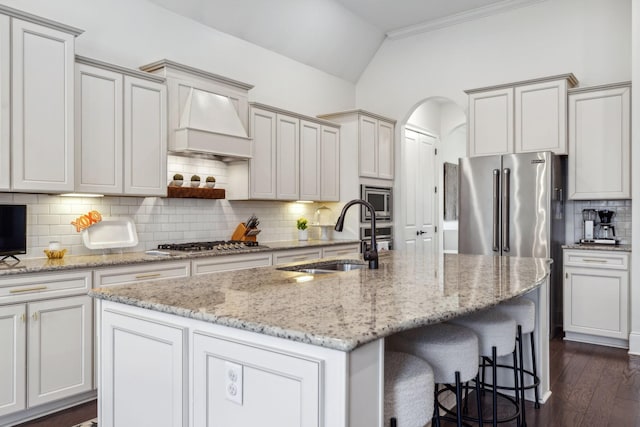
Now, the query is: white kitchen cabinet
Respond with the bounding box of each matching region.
[568,82,631,200]
[0,15,9,192]
[563,249,630,347]
[93,260,191,288]
[466,74,577,157]
[76,57,167,196]
[249,106,277,199]
[27,295,93,406]
[192,253,272,275]
[192,331,321,427]
[276,114,300,200]
[123,75,167,196]
[11,18,80,192]
[272,248,323,266]
[318,110,395,181]
[321,243,360,258]
[0,269,93,420]
[75,62,123,194]
[300,121,341,202]
[0,304,26,417]
[100,305,187,427]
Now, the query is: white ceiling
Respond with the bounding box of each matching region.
[147,0,545,82]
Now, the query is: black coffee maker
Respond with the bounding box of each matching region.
[597,210,616,240]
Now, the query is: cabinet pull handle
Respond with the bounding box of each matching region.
[10,286,47,294]
[582,258,607,263]
[20,313,26,323]
[32,312,38,321]
[135,273,162,280]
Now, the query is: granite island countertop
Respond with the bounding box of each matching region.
[562,243,632,252]
[0,239,360,276]
[90,250,551,352]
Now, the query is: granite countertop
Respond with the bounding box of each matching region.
[562,243,632,252]
[0,239,360,277]
[90,251,551,352]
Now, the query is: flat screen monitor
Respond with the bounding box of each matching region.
[0,204,26,261]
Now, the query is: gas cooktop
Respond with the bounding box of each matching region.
[157,240,266,253]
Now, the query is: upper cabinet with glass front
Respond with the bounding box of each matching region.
[466,74,578,157]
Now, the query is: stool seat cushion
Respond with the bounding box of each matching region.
[449,309,516,357]
[388,323,479,384]
[384,350,434,427]
[495,297,536,334]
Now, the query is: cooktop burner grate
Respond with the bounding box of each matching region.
[158,240,263,252]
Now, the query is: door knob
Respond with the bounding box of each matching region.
[416,231,426,235]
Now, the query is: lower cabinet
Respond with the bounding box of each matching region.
[322,243,360,258]
[0,295,93,417]
[192,332,320,427]
[563,249,630,346]
[192,253,272,275]
[272,248,323,266]
[93,260,191,287]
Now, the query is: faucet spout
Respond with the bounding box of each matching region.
[335,199,378,269]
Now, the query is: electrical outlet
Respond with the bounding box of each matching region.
[225,361,243,405]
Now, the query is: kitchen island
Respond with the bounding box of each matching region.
[91,250,551,427]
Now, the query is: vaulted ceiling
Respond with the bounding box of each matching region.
[147,0,545,82]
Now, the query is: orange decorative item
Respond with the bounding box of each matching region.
[71,210,103,232]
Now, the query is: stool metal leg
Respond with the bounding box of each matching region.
[390,417,397,427]
[517,326,527,425]
[433,384,441,427]
[492,346,498,427]
[513,347,522,427]
[475,374,484,427]
[455,371,463,427]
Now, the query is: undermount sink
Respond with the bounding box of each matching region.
[278,259,366,274]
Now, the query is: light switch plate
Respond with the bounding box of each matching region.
[225,361,243,405]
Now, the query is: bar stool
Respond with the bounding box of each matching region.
[389,323,483,427]
[384,350,434,427]
[495,297,540,425]
[450,309,519,427]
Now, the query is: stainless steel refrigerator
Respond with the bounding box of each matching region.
[458,151,565,336]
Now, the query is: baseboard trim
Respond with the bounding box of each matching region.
[564,332,628,349]
[628,332,640,355]
[0,391,96,427]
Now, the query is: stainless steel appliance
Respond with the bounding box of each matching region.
[360,185,392,222]
[157,240,266,253]
[360,225,393,251]
[597,209,617,242]
[458,151,565,336]
[581,209,597,241]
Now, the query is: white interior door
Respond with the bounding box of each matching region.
[403,128,437,251]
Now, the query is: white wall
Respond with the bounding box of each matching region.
[0,0,356,116]
[356,0,631,121]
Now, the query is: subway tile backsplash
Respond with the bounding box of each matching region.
[570,199,632,244]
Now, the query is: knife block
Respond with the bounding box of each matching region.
[231,223,257,242]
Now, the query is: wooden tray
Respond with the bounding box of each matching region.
[167,186,225,199]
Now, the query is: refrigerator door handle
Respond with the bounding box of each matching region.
[492,169,500,252]
[502,168,511,252]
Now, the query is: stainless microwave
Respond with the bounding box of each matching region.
[360,185,392,222]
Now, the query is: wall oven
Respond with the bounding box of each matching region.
[360,225,393,251]
[360,185,392,222]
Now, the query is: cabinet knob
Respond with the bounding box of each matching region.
[32,312,38,321]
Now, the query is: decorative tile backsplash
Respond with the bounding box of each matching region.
[570,199,632,244]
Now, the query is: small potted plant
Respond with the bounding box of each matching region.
[190,175,201,188]
[297,217,309,241]
[205,176,216,188]
[172,173,183,187]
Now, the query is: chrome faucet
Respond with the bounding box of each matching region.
[335,199,378,269]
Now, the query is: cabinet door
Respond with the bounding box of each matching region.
[377,120,394,179]
[192,332,321,427]
[568,85,630,199]
[123,76,167,196]
[299,120,321,201]
[75,64,123,194]
[359,115,378,177]
[0,304,26,417]
[0,15,9,191]
[249,107,277,199]
[101,308,186,427]
[515,79,568,154]
[273,248,323,266]
[468,88,513,157]
[11,18,75,192]
[564,267,628,339]
[322,244,360,258]
[320,125,340,201]
[276,114,299,200]
[27,296,93,407]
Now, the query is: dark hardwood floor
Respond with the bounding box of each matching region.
[12,338,640,427]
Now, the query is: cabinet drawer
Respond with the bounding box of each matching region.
[0,270,91,303]
[94,261,191,288]
[192,253,272,275]
[273,248,323,266]
[563,250,629,270]
[322,244,360,258]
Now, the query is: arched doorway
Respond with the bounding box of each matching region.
[397,97,466,253]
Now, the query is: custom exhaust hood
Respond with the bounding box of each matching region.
[140,60,253,160]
